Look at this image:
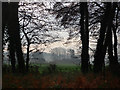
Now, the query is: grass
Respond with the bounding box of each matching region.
[2,64,120,88]
[28,63,81,74]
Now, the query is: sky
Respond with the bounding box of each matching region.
[19,1,77,53]
[4,1,120,56]
[3,1,120,65]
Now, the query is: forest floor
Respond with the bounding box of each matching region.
[2,64,120,88]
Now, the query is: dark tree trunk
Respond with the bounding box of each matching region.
[112,25,118,63]
[2,2,9,38]
[8,2,25,73]
[2,2,8,65]
[108,28,114,65]
[93,3,109,73]
[9,43,16,72]
[101,3,116,67]
[22,16,30,72]
[80,2,89,73]
[93,3,115,73]
[108,3,119,72]
[112,3,119,64]
[2,2,16,72]
[26,43,30,72]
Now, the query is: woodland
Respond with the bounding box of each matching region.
[2,1,120,88]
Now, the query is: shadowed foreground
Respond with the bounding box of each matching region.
[2,65,120,88]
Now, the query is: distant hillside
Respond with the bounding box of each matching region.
[29,48,80,65]
[3,47,80,65]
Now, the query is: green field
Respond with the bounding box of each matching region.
[27,64,81,74]
[3,63,81,74]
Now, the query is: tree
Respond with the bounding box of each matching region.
[3,2,25,73]
[52,2,104,73]
[80,2,89,73]
[93,3,118,73]
[2,2,16,72]
[2,2,9,67]
[112,3,119,64]
[107,3,120,72]
[19,1,62,71]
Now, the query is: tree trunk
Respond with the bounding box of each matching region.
[108,28,114,65]
[22,16,30,72]
[112,25,118,63]
[2,2,9,65]
[8,2,25,73]
[26,43,30,72]
[93,3,112,73]
[112,3,119,64]
[108,3,119,72]
[9,40,16,72]
[80,2,89,73]
[4,2,17,73]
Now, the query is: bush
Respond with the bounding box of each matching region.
[47,64,57,73]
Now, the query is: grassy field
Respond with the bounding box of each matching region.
[2,64,120,88]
